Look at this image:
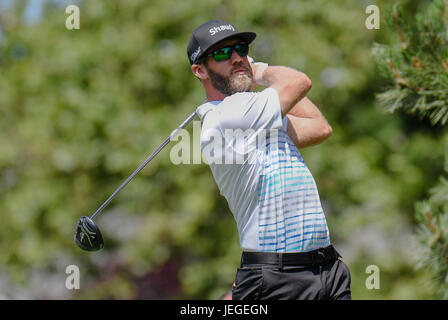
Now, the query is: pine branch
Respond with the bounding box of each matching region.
[374,0,448,125]
[375,0,448,298]
[413,136,448,298]
[415,198,448,298]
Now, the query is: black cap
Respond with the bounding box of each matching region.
[187,20,256,65]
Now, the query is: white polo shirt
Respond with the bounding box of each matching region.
[196,88,330,253]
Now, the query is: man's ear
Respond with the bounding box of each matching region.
[191,63,208,81]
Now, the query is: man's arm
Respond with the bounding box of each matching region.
[251,63,312,117]
[286,97,333,149]
[250,61,331,149]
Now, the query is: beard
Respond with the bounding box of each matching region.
[205,64,254,96]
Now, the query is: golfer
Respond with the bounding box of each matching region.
[188,20,351,300]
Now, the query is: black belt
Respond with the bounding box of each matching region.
[241,245,341,268]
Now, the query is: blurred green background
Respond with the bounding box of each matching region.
[0,0,445,299]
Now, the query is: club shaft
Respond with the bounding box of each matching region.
[90,111,197,220]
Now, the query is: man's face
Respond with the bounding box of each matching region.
[201,39,254,96]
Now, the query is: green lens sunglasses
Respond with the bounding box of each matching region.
[202,43,249,62]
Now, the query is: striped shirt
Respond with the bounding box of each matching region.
[196,88,330,253]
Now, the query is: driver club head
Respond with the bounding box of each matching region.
[74,216,104,251]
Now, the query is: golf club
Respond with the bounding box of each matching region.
[75,110,198,251]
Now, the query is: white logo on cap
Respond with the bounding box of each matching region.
[190,46,201,62]
[209,24,235,36]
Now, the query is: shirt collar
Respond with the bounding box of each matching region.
[205,100,222,105]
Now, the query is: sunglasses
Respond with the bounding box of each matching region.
[201,43,249,62]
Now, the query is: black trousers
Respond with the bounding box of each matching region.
[232,247,352,300]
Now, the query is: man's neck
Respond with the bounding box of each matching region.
[206,91,226,102]
[204,81,227,102]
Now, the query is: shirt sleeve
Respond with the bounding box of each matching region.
[218,87,284,132]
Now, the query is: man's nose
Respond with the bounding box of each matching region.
[230,48,243,64]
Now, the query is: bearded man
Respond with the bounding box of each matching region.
[187,20,351,300]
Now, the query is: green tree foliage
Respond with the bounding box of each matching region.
[414,177,448,299]
[0,0,444,299]
[374,0,448,298]
[374,0,448,125]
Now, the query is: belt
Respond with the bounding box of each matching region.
[241,245,341,268]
